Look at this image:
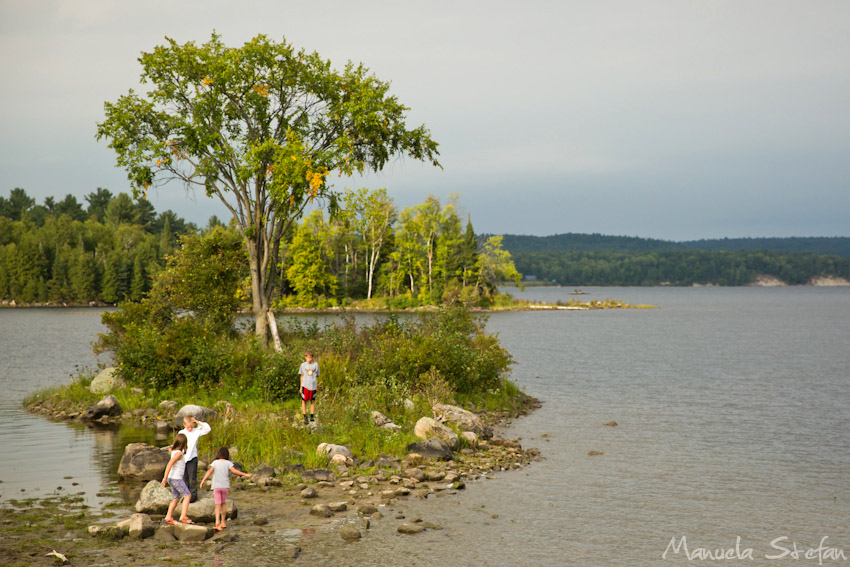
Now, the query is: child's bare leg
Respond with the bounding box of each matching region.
[179,495,191,521]
[310,400,315,418]
[165,498,178,521]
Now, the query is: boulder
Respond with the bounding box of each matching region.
[88,525,124,540]
[135,480,174,514]
[371,411,391,426]
[340,526,362,541]
[173,404,218,427]
[127,513,156,539]
[381,422,402,432]
[158,400,178,412]
[172,522,213,542]
[403,468,426,482]
[328,501,348,512]
[251,464,277,487]
[153,526,176,541]
[310,504,333,518]
[397,523,425,534]
[187,495,237,523]
[301,468,335,483]
[118,443,171,481]
[461,431,478,446]
[357,504,379,516]
[317,443,353,460]
[81,395,122,422]
[301,487,317,499]
[413,417,459,450]
[89,367,125,394]
[432,404,491,438]
[405,438,453,461]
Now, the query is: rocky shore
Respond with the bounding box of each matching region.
[7,373,542,566]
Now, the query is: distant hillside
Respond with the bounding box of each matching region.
[494,233,850,258]
[681,237,850,258]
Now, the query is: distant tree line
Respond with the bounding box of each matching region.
[495,232,850,258]
[513,250,850,286]
[0,187,520,307]
[0,187,212,304]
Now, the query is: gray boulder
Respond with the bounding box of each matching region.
[118,443,171,481]
[433,403,492,438]
[90,367,125,394]
[173,522,213,542]
[405,438,453,461]
[301,468,335,483]
[135,480,174,514]
[413,417,459,450]
[173,404,218,427]
[310,504,333,518]
[127,513,156,539]
[81,395,122,421]
[187,495,237,523]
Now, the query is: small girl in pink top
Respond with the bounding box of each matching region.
[200,447,252,530]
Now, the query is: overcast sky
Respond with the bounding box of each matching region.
[1,1,848,240]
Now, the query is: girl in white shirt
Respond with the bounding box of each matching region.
[200,446,252,530]
[161,433,193,524]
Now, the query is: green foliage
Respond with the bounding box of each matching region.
[0,188,197,304]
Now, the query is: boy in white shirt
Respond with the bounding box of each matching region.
[178,415,211,503]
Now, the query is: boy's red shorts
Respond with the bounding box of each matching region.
[301,387,316,401]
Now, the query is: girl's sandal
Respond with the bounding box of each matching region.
[163,518,176,525]
[180,518,195,524]
[213,525,223,532]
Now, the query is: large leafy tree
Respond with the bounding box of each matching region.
[97,33,440,340]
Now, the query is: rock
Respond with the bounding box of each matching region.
[128,513,156,539]
[450,480,466,490]
[404,468,426,482]
[154,420,172,433]
[397,523,426,534]
[330,454,351,466]
[81,395,122,422]
[301,487,317,499]
[158,400,178,412]
[317,443,353,460]
[253,516,269,526]
[153,525,176,541]
[119,443,171,481]
[405,438,453,461]
[413,417,459,450]
[187,496,237,523]
[357,504,379,516]
[432,403,492,438]
[461,431,478,446]
[90,367,125,394]
[371,411,391,426]
[341,526,362,541]
[172,521,212,542]
[426,470,445,482]
[328,501,348,512]
[381,422,402,432]
[588,450,604,456]
[282,546,301,559]
[403,398,415,411]
[116,518,132,533]
[604,421,618,427]
[301,468,335,483]
[173,404,218,427]
[310,504,333,518]
[134,480,174,514]
[251,465,277,487]
[88,525,124,540]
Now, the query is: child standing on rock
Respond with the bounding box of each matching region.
[178,415,211,503]
[161,433,193,524]
[299,350,319,425]
[200,447,252,531]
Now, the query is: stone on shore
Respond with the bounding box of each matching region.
[413,417,459,450]
[119,443,171,481]
[187,496,237,523]
[301,487,317,499]
[301,468,335,483]
[127,513,156,539]
[89,367,125,394]
[432,403,492,438]
[310,504,333,518]
[173,404,218,427]
[81,395,122,422]
[135,480,174,514]
[341,526,362,541]
[397,523,426,534]
[317,443,354,464]
[88,525,124,540]
[251,465,278,487]
[405,438,453,461]
[172,521,213,542]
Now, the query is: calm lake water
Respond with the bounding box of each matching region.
[2,287,849,565]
